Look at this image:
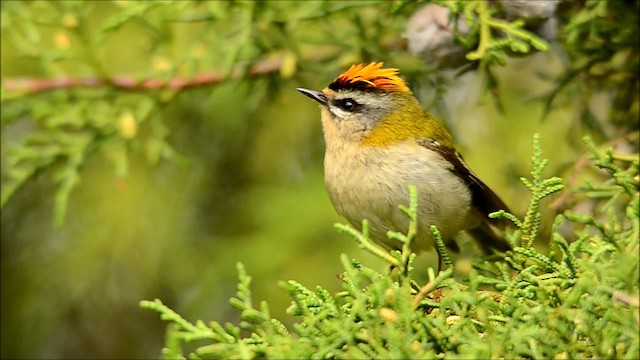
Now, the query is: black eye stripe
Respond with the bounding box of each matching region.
[333,98,360,112]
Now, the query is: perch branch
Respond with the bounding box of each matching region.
[3,58,283,94]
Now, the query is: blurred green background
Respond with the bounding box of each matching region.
[3,0,633,358]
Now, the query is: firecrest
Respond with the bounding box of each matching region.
[297,62,511,259]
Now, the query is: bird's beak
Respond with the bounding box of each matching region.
[296,88,327,105]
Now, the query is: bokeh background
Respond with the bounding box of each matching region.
[1,1,636,358]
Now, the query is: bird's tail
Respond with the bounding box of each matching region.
[468,221,512,255]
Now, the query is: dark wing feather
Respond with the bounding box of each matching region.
[418,139,510,218]
[419,139,512,252]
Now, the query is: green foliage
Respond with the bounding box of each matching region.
[141,135,639,358]
[4,0,616,226]
[452,1,549,66]
[1,0,410,225]
[492,133,564,249]
[2,2,638,357]
[545,0,639,135]
[0,90,175,226]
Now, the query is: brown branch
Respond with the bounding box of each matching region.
[1,39,411,95]
[1,40,408,95]
[412,278,439,308]
[2,57,283,94]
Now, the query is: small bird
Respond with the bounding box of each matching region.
[297,62,511,260]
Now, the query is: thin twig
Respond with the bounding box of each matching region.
[3,58,283,94]
[412,268,453,308]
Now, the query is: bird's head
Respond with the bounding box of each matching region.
[298,62,450,147]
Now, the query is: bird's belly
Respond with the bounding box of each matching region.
[324,143,473,252]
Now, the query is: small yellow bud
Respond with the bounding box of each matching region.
[379,308,398,323]
[55,31,70,50]
[63,14,78,28]
[152,57,172,71]
[445,315,460,325]
[191,43,206,59]
[280,53,297,79]
[384,288,396,305]
[119,112,137,139]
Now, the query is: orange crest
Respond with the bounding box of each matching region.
[329,62,409,93]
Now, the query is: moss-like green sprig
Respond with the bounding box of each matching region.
[141,133,639,358]
[491,133,564,249]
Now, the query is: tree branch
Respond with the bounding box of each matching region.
[2,58,283,94]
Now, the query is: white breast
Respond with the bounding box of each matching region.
[324,139,474,253]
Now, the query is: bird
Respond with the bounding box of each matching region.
[297,62,511,263]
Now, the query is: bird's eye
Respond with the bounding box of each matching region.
[335,98,359,112]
